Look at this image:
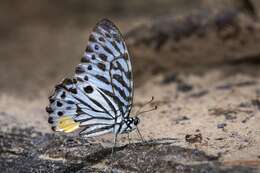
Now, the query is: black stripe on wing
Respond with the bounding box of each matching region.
[74,85,116,119]
[79,124,114,136]
[76,19,134,118]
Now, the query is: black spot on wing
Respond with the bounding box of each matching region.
[98,37,105,42]
[81,57,90,63]
[76,106,85,115]
[105,33,111,39]
[85,46,93,53]
[61,91,66,99]
[54,78,76,92]
[63,78,74,85]
[75,66,85,74]
[56,101,62,107]
[94,44,99,50]
[97,63,106,71]
[99,53,107,61]
[84,75,88,81]
[67,100,75,104]
[69,88,78,94]
[84,86,94,94]
[49,98,55,103]
[87,65,92,70]
[72,78,77,84]
[89,34,97,42]
[76,77,84,82]
[46,106,53,114]
[57,111,63,116]
[48,117,54,124]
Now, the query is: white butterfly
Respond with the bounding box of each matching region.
[46,19,142,150]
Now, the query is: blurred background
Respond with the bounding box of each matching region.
[1,0,260,169]
[0,0,200,98]
[2,0,259,98]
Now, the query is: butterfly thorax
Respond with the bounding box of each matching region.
[114,116,140,134]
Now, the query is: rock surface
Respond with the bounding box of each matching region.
[1,128,259,173]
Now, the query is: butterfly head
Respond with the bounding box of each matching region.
[133,117,140,126]
[123,117,140,133]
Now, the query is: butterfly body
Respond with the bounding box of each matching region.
[46,19,139,140]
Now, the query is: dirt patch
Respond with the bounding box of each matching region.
[1,128,258,172]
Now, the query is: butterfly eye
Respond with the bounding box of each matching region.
[134,117,139,126]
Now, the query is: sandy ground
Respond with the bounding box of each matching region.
[1,65,260,163]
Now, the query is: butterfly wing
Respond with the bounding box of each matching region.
[75,19,134,118]
[47,19,134,137]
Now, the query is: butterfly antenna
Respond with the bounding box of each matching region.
[135,105,157,117]
[135,96,155,115]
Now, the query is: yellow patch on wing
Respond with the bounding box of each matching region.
[57,116,80,133]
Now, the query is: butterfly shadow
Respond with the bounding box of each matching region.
[63,143,127,172]
[63,137,180,172]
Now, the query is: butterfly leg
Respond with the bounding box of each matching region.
[111,133,118,158]
[136,126,146,144]
[127,133,131,145]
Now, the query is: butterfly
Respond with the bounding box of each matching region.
[46,19,144,152]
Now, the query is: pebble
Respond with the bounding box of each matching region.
[217,123,227,129]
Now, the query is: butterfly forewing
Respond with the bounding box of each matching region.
[75,19,133,118]
[47,19,134,137]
